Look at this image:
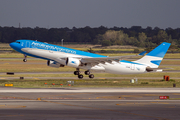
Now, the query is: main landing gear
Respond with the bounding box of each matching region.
[23,54,27,62]
[74,68,94,79]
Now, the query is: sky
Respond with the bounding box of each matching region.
[1,0,180,29]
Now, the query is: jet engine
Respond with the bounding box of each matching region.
[66,57,81,68]
[47,60,64,68]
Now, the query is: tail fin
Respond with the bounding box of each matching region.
[134,42,171,68]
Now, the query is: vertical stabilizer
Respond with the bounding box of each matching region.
[134,42,171,68]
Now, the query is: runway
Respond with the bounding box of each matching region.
[0,57,180,119]
[1,87,180,93]
[0,87,180,120]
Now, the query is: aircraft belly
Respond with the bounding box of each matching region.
[104,63,145,74]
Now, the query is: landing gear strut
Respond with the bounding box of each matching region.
[23,54,27,62]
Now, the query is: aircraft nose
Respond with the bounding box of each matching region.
[9,42,19,50]
[9,42,15,49]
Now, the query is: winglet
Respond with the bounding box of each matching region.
[139,51,146,56]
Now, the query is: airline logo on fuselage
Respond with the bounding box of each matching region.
[71,61,76,64]
[31,42,76,54]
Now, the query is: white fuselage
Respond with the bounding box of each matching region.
[21,48,147,74]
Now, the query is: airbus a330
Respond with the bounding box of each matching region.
[10,40,171,79]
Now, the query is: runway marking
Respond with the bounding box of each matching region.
[0,95,35,101]
[0,100,180,102]
[169,98,180,100]
[96,95,124,99]
[166,106,176,108]
[116,102,169,106]
[0,105,26,108]
[150,102,169,104]
[95,93,168,100]
[144,94,166,96]
[40,93,94,100]
[120,95,143,98]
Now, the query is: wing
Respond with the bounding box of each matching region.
[81,51,146,64]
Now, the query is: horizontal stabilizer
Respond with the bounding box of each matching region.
[139,51,146,56]
[146,67,172,72]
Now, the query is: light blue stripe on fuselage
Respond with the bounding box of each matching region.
[120,60,145,66]
[16,40,106,58]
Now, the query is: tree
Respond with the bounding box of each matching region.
[157,30,169,44]
[101,40,111,46]
[138,32,147,47]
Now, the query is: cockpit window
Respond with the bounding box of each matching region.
[16,41,20,44]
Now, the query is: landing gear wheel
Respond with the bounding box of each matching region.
[78,74,83,79]
[23,59,27,62]
[74,71,80,75]
[89,74,94,79]
[85,71,90,75]
[23,54,27,62]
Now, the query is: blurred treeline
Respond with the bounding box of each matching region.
[0,26,179,49]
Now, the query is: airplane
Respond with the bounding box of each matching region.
[9,40,171,79]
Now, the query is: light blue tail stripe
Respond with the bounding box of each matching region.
[147,42,171,58]
[150,60,161,66]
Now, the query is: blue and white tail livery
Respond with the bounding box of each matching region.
[10,40,171,79]
[134,42,171,68]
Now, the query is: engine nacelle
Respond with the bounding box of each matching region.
[66,57,81,68]
[47,60,64,68]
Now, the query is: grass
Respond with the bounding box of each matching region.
[0,58,180,73]
[0,61,75,72]
[0,78,179,88]
[0,50,180,88]
[0,53,24,58]
[161,60,180,65]
[1,72,180,79]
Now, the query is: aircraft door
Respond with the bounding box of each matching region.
[26,41,31,48]
[131,64,135,70]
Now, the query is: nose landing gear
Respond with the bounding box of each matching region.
[23,54,27,62]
